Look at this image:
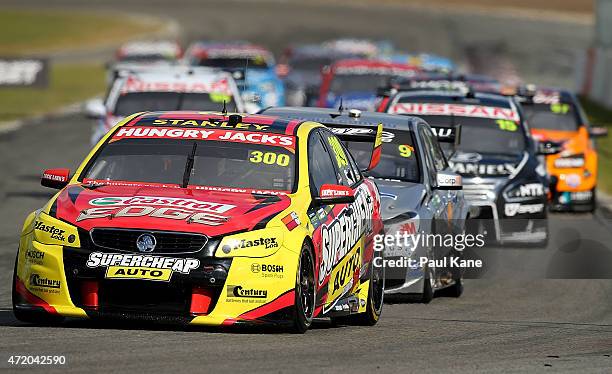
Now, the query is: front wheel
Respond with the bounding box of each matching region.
[12,253,63,325]
[290,242,316,333]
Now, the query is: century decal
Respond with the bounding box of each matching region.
[227,285,268,299]
[319,185,373,285]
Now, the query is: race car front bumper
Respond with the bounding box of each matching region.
[14,236,298,327]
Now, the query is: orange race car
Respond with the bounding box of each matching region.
[518,87,608,212]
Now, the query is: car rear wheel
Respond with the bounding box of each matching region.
[290,242,315,333]
[331,249,384,326]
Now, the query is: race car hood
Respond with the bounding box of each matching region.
[449,151,526,178]
[374,179,426,221]
[531,128,587,153]
[531,128,577,143]
[53,184,291,237]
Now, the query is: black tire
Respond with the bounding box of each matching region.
[587,188,597,213]
[446,277,464,298]
[420,264,435,303]
[290,242,315,334]
[12,253,63,325]
[331,249,385,326]
[405,264,434,303]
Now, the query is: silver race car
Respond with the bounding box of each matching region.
[261,107,470,302]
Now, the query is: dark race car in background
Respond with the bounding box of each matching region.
[261,106,468,302]
[381,90,557,247]
[278,44,360,107]
[318,59,419,111]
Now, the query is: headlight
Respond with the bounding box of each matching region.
[505,183,545,199]
[554,154,585,168]
[32,212,80,247]
[215,227,285,258]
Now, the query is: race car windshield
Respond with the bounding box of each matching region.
[330,73,393,95]
[196,57,270,69]
[290,57,333,72]
[81,138,295,192]
[523,103,579,131]
[114,92,234,116]
[420,116,526,155]
[344,131,420,183]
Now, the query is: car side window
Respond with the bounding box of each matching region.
[425,127,448,171]
[418,126,438,186]
[308,132,340,195]
[321,130,359,187]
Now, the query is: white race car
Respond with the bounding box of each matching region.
[85,67,247,145]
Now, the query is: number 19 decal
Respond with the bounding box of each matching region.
[249,151,290,166]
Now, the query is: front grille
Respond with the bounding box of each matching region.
[463,183,497,202]
[90,228,207,254]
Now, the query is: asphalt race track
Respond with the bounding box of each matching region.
[0,1,611,372]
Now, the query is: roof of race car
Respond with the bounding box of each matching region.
[187,42,274,59]
[117,40,182,57]
[332,59,418,71]
[287,44,360,60]
[260,106,424,132]
[117,69,237,95]
[385,72,502,93]
[516,85,576,104]
[121,111,305,135]
[393,90,514,109]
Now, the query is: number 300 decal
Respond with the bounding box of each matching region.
[249,151,290,166]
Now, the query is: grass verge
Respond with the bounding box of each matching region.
[0,9,157,55]
[0,63,105,122]
[580,96,612,194]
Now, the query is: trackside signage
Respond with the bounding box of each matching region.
[0,58,49,88]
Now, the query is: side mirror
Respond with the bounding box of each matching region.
[84,98,106,119]
[589,126,608,138]
[41,168,70,190]
[434,171,462,190]
[537,140,563,155]
[313,184,355,206]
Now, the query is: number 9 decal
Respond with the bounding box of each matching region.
[398,144,414,158]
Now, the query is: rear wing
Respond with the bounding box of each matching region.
[430,124,461,145]
[326,123,383,172]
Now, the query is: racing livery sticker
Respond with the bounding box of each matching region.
[113,127,295,147]
[86,252,200,282]
[390,103,520,121]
